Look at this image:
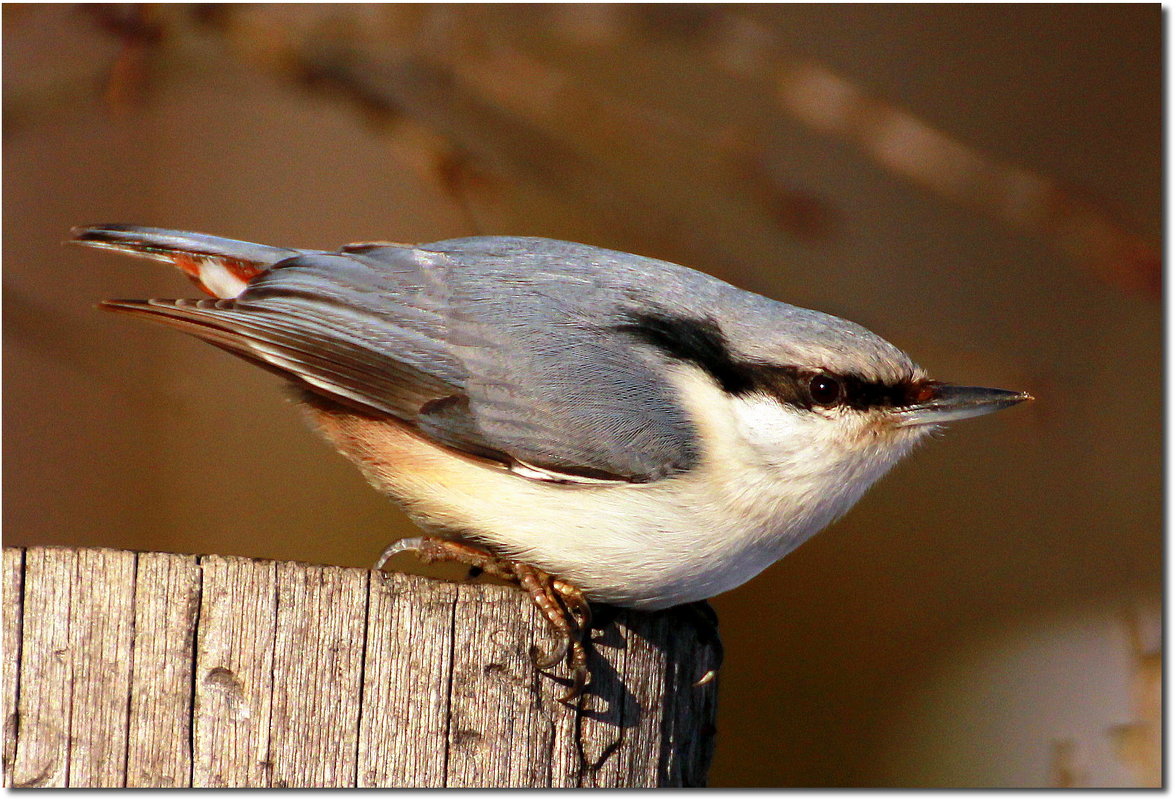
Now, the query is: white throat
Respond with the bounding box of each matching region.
[667,363,930,552]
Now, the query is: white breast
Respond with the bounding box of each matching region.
[306,365,924,610]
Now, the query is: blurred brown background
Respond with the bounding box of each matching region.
[4,4,1160,787]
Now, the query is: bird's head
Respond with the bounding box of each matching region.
[622,304,1031,502]
[716,305,1032,493]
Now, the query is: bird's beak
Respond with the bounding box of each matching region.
[893,384,1033,427]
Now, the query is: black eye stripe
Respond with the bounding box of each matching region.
[616,310,758,394]
[615,309,924,411]
[759,368,923,411]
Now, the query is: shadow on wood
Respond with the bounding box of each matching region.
[2,546,718,787]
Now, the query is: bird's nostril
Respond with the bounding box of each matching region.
[909,381,938,405]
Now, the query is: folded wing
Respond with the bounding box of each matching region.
[93,234,701,483]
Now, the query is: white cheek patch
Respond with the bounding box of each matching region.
[728,393,818,461]
[726,392,924,483]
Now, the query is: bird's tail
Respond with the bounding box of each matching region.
[71,224,301,299]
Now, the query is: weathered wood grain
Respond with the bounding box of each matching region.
[10,547,76,787]
[576,609,671,788]
[3,546,718,787]
[356,572,455,787]
[126,552,201,787]
[66,548,137,787]
[445,581,575,788]
[2,549,24,786]
[654,611,720,787]
[192,554,278,787]
[268,561,367,787]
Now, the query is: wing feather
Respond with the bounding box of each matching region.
[100,299,454,418]
[100,239,703,483]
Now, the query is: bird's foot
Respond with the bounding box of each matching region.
[518,568,591,701]
[375,536,513,580]
[376,536,592,702]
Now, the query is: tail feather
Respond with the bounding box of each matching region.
[98,298,451,418]
[72,224,302,298]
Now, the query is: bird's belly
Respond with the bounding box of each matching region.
[304,400,811,610]
[411,483,801,610]
[401,460,820,611]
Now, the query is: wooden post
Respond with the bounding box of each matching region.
[2,546,717,788]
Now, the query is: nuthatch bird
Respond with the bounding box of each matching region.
[76,224,1031,697]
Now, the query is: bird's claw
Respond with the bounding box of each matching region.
[373,536,425,572]
[693,668,719,687]
[376,536,595,700]
[529,639,569,670]
[516,564,594,701]
[559,650,589,703]
[682,600,723,688]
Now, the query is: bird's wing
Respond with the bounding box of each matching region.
[102,240,701,483]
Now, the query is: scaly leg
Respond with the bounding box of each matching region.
[377,536,592,700]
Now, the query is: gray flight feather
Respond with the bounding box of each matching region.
[97,233,922,483]
[72,223,302,269]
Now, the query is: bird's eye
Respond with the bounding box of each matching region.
[809,374,843,406]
